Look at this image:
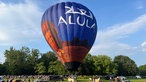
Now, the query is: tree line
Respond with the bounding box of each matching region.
[0,46,146,76]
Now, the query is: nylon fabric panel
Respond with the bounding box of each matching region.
[41,2,97,71]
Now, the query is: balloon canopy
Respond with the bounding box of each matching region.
[41,2,97,71]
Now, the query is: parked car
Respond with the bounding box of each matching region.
[135,75,141,79]
[0,76,4,82]
[118,76,130,82]
[118,76,126,80]
[48,75,64,81]
[105,74,115,80]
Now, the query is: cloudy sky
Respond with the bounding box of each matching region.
[0,0,146,66]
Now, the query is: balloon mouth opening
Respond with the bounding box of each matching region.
[64,62,81,71]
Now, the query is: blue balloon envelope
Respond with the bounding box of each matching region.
[42,2,97,71]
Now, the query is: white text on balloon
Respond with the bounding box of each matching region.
[58,6,95,29]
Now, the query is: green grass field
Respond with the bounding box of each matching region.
[72,79,146,82]
[5,78,146,82]
[56,79,146,82]
[129,79,146,82]
[77,79,146,82]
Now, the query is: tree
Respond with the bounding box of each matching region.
[78,53,95,75]
[114,55,138,76]
[48,60,67,75]
[38,51,58,73]
[34,62,46,74]
[139,64,146,76]
[92,55,117,75]
[26,49,40,74]
[0,63,6,75]
[2,46,140,75]
[4,47,29,75]
[4,47,40,75]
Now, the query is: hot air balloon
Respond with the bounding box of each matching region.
[41,2,97,71]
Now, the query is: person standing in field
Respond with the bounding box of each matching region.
[114,76,119,82]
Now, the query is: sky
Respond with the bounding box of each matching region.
[0,0,146,66]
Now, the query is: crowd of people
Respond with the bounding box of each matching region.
[1,75,51,82]
[0,75,131,82]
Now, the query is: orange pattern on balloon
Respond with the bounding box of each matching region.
[42,21,89,64]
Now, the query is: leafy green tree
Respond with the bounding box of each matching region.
[78,53,95,75]
[4,47,40,75]
[114,55,138,76]
[2,46,140,76]
[92,55,117,75]
[18,47,31,74]
[34,62,46,74]
[4,47,28,75]
[0,63,6,75]
[26,49,40,74]
[30,49,39,64]
[48,60,67,75]
[139,64,146,76]
[38,51,57,72]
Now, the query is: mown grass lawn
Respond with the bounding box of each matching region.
[57,79,111,82]
[76,79,146,82]
[64,79,146,82]
[5,78,146,82]
[130,79,146,82]
[101,79,146,82]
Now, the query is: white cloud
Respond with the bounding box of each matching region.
[141,41,146,52]
[0,1,42,46]
[141,41,146,47]
[97,14,146,43]
[91,41,141,57]
[90,14,146,56]
[0,32,9,41]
